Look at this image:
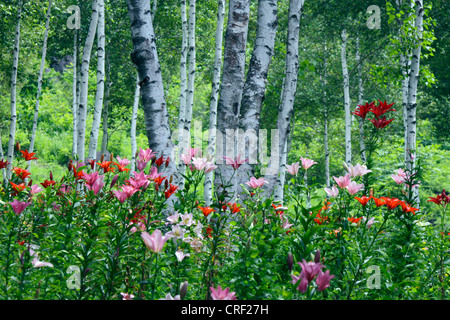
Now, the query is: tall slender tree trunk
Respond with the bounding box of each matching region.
[184,0,196,135]
[356,36,366,163]
[72,29,79,158]
[28,0,52,174]
[100,55,112,158]
[151,0,157,21]
[176,0,189,184]
[6,0,23,181]
[322,44,330,189]
[204,0,225,206]
[127,0,176,178]
[215,0,250,196]
[76,0,99,162]
[130,73,140,174]
[237,0,278,191]
[273,0,304,203]
[406,0,423,201]
[341,28,352,165]
[88,0,106,162]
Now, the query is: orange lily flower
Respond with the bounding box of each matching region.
[198,206,215,217]
[20,150,38,161]
[355,196,371,206]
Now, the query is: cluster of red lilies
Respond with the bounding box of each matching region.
[354,195,419,214]
[352,100,396,129]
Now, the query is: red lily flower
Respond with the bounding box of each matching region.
[352,101,375,120]
[0,159,9,169]
[88,159,96,170]
[114,163,130,172]
[348,217,363,224]
[155,155,165,168]
[154,175,166,186]
[427,189,450,207]
[355,196,371,206]
[370,196,385,207]
[164,183,178,199]
[20,150,38,161]
[97,161,115,173]
[370,100,396,118]
[228,202,241,214]
[41,180,56,188]
[13,167,31,180]
[272,203,284,215]
[381,197,400,210]
[198,206,215,217]
[399,201,419,215]
[10,181,26,193]
[314,212,329,225]
[206,226,213,238]
[369,116,394,129]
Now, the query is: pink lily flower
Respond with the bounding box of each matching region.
[346,181,364,195]
[324,185,339,198]
[141,229,169,253]
[159,293,180,300]
[85,175,104,195]
[188,147,200,158]
[29,248,54,268]
[286,162,300,176]
[113,190,128,204]
[315,269,335,292]
[116,156,131,168]
[180,153,192,166]
[138,147,156,163]
[210,285,237,300]
[82,171,101,187]
[30,184,43,195]
[245,177,268,189]
[120,293,135,300]
[223,154,247,170]
[297,260,324,283]
[348,163,372,177]
[333,174,351,189]
[175,250,190,262]
[9,199,32,215]
[300,157,317,170]
[204,162,218,173]
[129,171,151,190]
[192,157,208,171]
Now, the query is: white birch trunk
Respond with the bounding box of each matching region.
[28,0,52,173]
[100,56,112,157]
[356,36,366,163]
[76,0,99,162]
[72,29,79,158]
[273,0,304,203]
[406,0,423,201]
[88,0,106,162]
[184,0,196,135]
[215,0,250,196]
[341,28,352,165]
[204,0,225,206]
[127,0,176,178]
[176,0,189,184]
[322,44,330,189]
[6,0,23,180]
[130,74,140,175]
[238,0,278,191]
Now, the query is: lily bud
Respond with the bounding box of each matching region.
[101,154,105,163]
[110,153,114,162]
[314,249,321,263]
[287,252,293,272]
[179,281,188,300]
[49,171,53,181]
[110,174,119,189]
[28,179,33,187]
[169,175,173,184]
[15,141,20,151]
[165,156,170,168]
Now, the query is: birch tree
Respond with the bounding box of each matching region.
[405,0,424,199]
[6,0,23,180]
[72,29,79,158]
[204,0,225,206]
[88,0,106,162]
[176,0,188,183]
[100,54,112,157]
[127,0,176,177]
[76,0,99,162]
[341,28,352,165]
[273,0,304,203]
[215,0,250,196]
[237,0,278,189]
[322,44,330,189]
[184,0,196,136]
[28,0,52,173]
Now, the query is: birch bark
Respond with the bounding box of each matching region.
[215,0,250,196]
[127,0,176,178]
[273,0,304,202]
[341,28,352,165]
[204,0,225,206]
[237,0,278,191]
[72,29,79,158]
[88,0,106,162]
[406,0,423,200]
[76,0,99,162]
[6,0,23,180]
